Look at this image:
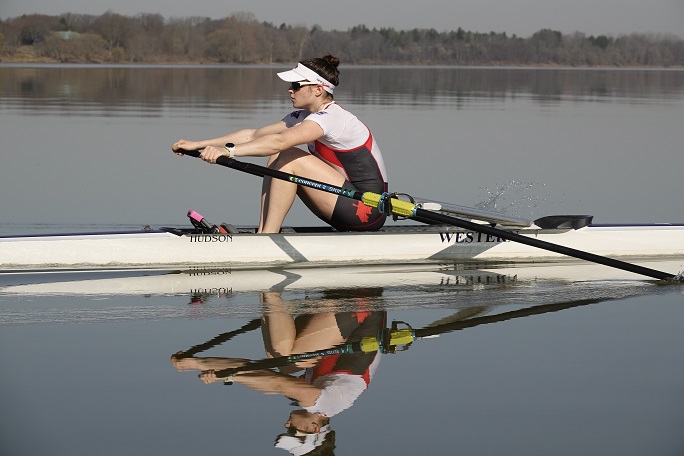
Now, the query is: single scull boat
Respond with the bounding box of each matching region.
[2,206,684,274]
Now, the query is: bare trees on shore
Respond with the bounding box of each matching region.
[1,12,682,66]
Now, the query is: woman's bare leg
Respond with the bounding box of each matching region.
[261,292,297,359]
[261,292,344,371]
[258,154,279,232]
[258,148,346,234]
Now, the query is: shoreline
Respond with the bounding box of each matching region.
[2,47,682,69]
[1,58,682,70]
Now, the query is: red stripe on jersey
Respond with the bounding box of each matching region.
[313,131,375,181]
[312,354,372,387]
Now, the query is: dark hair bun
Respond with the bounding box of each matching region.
[322,54,340,69]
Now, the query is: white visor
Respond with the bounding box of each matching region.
[277,63,335,94]
[274,426,330,456]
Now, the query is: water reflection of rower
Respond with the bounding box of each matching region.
[172,290,613,455]
[172,288,387,455]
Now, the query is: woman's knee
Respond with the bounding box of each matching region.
[268,148,308,171]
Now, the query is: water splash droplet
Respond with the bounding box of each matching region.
[474,180,563,218]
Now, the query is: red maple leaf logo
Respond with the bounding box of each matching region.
[352,202,373,223]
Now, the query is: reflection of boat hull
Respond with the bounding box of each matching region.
[2,260,682,298]
[2,222,684,272]
[0,264,513,296]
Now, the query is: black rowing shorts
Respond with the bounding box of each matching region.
[327,180,387,232]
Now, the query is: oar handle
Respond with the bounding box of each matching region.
[179,149,201,158]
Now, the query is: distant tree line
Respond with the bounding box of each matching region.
[1,12,683,66]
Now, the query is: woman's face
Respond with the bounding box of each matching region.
[284,409,323,434]
[288,82,320,110]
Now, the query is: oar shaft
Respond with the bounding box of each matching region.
[182,151,365,202]
[413,207,676,281]
[229,159,362,200]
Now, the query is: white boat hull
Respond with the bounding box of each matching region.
[2,223,684,272]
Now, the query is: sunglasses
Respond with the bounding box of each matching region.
[290,81,319,92]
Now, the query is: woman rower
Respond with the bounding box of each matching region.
[172,54,388,233]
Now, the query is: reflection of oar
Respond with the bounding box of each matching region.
[212,297,605,381]
[413,297,604,338]
[174,318,261,358]
[178,151,680,282]
[423,306,491,327]
[213,343,372,381]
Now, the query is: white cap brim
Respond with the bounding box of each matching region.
[276,67,307,82]
[274,426,330,456]
[277,63,335,94]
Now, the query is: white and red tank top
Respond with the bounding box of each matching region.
[283,102,388,193]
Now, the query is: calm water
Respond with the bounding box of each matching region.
[1,65,683,229]
[1,65,684,455]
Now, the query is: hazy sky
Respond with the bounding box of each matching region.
[2,0,683,38]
